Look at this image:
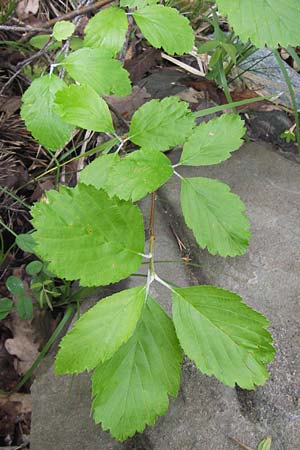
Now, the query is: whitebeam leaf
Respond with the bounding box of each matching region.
[181,177,250,256]
[133,5,194,55]
[129,97,195,151]
[92,295,182,441]
[53,84,114,133]
[55,286,145,373]
[21,75,75,151]
[180,114,245,166]
[84,7,128,55]
[31,184,145,286]
[80,149,173,201]
[172,286,275,389]
[63,48,131,96]
[217,0,300,48]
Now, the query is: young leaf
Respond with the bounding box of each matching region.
[92,295,182,441]
[17,295,33,320]
[53,84,114,133]
[16,233,36,253]
[84,7,128,55]
[53,20,75,41]
[26,261,43,276]
[62,48,131,96]
[21,75,75,151]
[216,0,300,48]
[6,276,25,297]
[132,5,194,55]
[129,97,195,152]
[180,114,245,166]
[181,177,250,256]
[31,184,145,286]
[55,286,145,374]
[172,286,274,389]
[0,298,13,320]
[81,149,173,202]
[258,437,272,450]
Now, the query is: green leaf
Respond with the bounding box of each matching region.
[258,436,272,450]
[84,7,128,55]
[181,177,250,256]
[62,48,131,96]
[6,276,25,296]
[216,0,300,48]
[31,184,145,286]
[26,261,43,276]
[21,75,75,151]
[180,114,245,166]
[29,35,60,50]
[120,0,159,7]
[55,286,145,374]
[81,149,173,202]
[221,42,237,63]
[80,153,117,189]
[53,84,114,133]
[133,5,194,55]
[92,295,182,441]
[198,39,219,54]
[0,298,13,320]
[53,20,75,41]
[16,234,36,253]
[17,295,33,320]
[129,97,195,152]
[172,286,274,389]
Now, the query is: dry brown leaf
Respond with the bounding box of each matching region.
[16,0,39,19]
[105,86,151,122]
[4,310,40,375]
[0,393,31,441]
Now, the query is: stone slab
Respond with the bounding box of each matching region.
[30,142,300,450]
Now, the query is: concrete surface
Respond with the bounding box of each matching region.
[30,142,300,450]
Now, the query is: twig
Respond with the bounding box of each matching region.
[229,436,254,450]
[161,52,205,77]
[0,25,47,32]
[0,39,55,95]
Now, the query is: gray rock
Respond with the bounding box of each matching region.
[30,142,300,450]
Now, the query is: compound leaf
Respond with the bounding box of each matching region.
[129,97,195,151]
[172,286,274,389]
[31,184,145,286]
[54,84,114,133]
[53,20,75,41]
[133,5,194,55]
[92,295,182,441]
[55,286,145,373]
[21,75,74,151]
[180,114,245,166]
[63,48,131,96]
[181,177,250,256]
[84,7,128,55]
[217,0,300,48]
[81,149,173,201]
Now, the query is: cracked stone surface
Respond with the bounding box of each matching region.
[30,142,300,450]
